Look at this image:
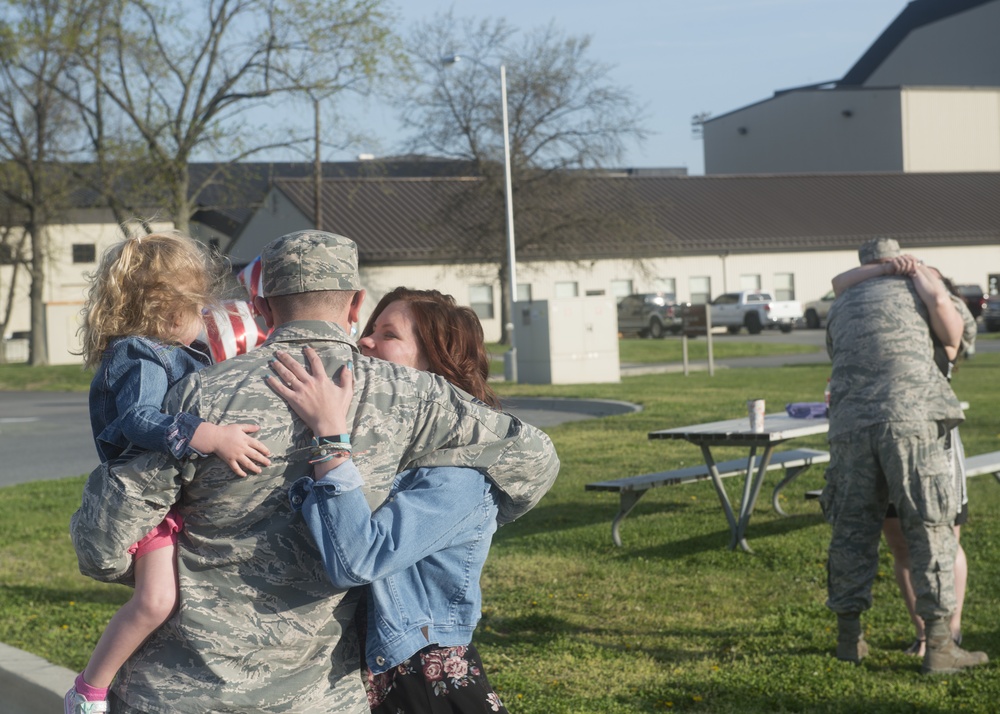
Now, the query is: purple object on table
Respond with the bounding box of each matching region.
[785,402,828,419]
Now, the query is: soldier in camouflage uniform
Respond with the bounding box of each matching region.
[823,237,988,675]
[70,230,561,713]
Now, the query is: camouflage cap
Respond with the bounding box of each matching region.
[261,230,361,297]
[858,237,901,265]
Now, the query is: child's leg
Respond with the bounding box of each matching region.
[81,544,179,688]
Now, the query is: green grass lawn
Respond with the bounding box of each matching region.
[3,355,1000,712]
[484,334,818,375]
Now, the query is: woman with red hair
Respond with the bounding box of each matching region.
[271,288,512,714]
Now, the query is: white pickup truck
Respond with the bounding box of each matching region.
[709,291,803,334]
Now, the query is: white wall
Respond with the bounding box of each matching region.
[357,244,1000,343]
[8,203,997,359]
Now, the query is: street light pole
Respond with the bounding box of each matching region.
[499,64,518,382]
[442,54,518,382]
[314,98,322,230]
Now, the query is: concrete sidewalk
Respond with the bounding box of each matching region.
[0,642,74,714]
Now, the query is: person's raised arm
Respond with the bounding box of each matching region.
[272,347,558,525]
[271,347,502,585]
[831,262,889,297]
[910,265,964,361]
[831,254,920,296]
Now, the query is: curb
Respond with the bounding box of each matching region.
[0,642,74,714]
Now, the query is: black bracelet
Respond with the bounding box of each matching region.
[312,435,350,447]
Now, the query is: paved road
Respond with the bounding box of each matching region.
[0,391,638,488]
[3,328,994,489]
[0,391,95,487]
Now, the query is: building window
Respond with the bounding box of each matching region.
[516,283,532,302]
[0,243,15,265]
[469,284,494,319]
[72,244,97,264]
[739,274,761,292]
[774,273,795,301]
[586,289,606,296]
[610,279,633,298]
[689,276,711,305]
[554,281,578,298]
[653,277,676,295]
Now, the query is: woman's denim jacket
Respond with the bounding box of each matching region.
[89,335,211,463]
[290,463,498,674]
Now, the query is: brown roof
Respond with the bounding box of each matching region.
[272,171,1000,264]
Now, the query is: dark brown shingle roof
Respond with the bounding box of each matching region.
[272,172,1000,263]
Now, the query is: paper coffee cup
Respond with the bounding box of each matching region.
[747,398,766,432]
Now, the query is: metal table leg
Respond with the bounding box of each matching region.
[734,445,776,551]
[611,490,645,547]
[771,463,811,516]
[699,444,741,551]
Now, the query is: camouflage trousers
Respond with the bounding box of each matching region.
[821,421,958,621]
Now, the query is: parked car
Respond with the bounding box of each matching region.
[983,295,1000,332]
[709,291,803,334]
[954,284,987,319]
[803,290,836,329]
[617,293,684,338]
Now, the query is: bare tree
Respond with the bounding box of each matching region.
[399,12,648,343]
[0,0,95,365]
[76,0,405,233]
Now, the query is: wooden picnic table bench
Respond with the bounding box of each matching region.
[586,447,830,547]
[804,449,1000,501]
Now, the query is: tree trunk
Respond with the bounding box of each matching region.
[172,167,191,234]
[27,221,48,366]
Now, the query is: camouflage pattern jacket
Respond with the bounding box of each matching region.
[825,275,964,441]
[70,321,560,714]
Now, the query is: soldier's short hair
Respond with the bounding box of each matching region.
[858,237,901,265]
[261,230,361,297]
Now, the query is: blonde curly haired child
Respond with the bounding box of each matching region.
[66,231,271,714]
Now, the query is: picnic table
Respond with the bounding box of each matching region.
[648,413,829,552]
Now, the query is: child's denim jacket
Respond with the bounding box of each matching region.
[89,335,211,463]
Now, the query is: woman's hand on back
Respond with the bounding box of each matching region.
[267,346,353,437]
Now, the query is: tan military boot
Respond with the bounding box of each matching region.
[922,618,988,675]
[835,614,869,664]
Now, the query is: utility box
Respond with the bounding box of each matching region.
[513,296,620,384]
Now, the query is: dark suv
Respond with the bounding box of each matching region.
[954,284,986,319]
[983,295,1000,332]
[617,293,684,338]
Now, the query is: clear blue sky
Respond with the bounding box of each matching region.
[325,1,908,175]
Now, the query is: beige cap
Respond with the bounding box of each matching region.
[261,231,361,297]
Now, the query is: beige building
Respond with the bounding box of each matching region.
[230,172,1000,344]
[4,167,1000,362]
[704,0,1000,175]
